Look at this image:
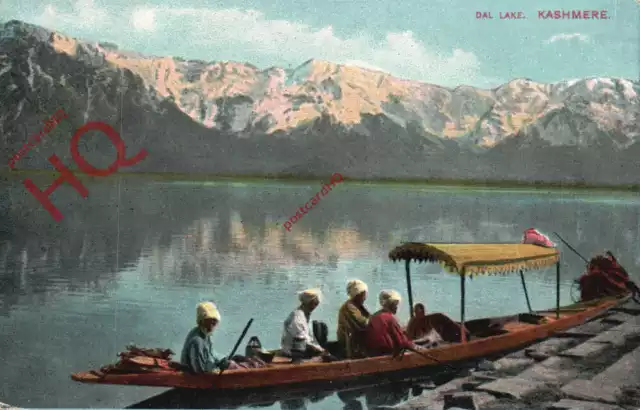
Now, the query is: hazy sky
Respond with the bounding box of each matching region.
[2,0,638,88]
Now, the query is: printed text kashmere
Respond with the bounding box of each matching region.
[538,9,609,19]
[475,9,609,20]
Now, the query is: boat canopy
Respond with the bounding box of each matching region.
[389,242,560,277]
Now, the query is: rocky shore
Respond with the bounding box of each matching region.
[394,298,640,410]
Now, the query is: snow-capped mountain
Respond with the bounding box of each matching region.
[1,20,639,184]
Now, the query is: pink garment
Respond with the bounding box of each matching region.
[522,228,556,248]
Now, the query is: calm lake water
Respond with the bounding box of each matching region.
[1,176,639,409]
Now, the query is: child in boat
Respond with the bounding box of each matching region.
[281,288,327,363]
[364,290,418,356]
[337,279,371,358]
[181,302,264,373]
[406,303,470,344]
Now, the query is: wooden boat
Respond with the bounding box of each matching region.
[71,242,631,393]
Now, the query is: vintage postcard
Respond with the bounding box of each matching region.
[0,0,638,409]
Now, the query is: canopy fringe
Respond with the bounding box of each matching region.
[389,242,559,277]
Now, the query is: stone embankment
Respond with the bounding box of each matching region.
[394,298,640,410]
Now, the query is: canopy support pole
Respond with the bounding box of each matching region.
[460,273,466,343]
[556,262,561,319]
[405,260,414,318]
[519,270,533,313]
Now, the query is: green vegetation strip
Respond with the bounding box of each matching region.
[1,169,639,193]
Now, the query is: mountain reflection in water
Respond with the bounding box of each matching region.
[0,176,639,409]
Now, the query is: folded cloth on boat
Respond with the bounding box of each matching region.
[347,280,368,298]
[122,356,173,369]
[379,290,402,307]
[93,355,179,376]
[125,345,175,360]
[197,302,221,323]
[299,288,322,305]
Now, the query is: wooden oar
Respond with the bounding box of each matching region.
[553,232,588,263]
[393,345,457,371]
[218,318,254,377]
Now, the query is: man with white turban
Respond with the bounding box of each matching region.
[281,288,326,363]
[337,279,371,358]
[181,302,267,373]
[180,301,232,373]
[365,290,418,356]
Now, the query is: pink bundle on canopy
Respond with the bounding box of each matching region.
[522,228,556,248]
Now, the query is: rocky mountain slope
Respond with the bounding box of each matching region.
[1,19,639,184]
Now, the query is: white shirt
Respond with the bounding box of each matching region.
[280,307,322,355]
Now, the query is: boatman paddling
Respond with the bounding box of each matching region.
[181,302,266,373]
[181,302,233,373]
[365,290,419,356]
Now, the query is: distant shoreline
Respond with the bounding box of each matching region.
[1,169,638,193]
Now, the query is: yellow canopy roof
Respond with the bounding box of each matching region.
[388,242,560,277]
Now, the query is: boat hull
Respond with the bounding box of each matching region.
[71,296,627,391]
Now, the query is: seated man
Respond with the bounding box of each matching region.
[337,279,371,358]
[181,302,264,373]
[365,290,419,357]
[281,288,327,363]
[406,303,469,344]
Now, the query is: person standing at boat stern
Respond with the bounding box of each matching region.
[181,302,235,373]
[365,290,418,357]
[337,279,371,358]
[281,288,326,363]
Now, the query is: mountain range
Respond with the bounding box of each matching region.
[1,19,639,184]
